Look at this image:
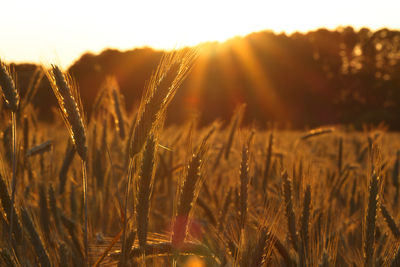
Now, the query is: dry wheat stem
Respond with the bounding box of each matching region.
[364,172,379,267]
[48,65,89,265]
[120,158,135,266]
[282,171,299,252]
[21,207,52,267]
[137,135,157,249]
[0,61,20,247]
[172,137,208,249]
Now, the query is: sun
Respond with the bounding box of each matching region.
[1,0,400,67]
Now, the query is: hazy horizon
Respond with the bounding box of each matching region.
[1,0,400,68]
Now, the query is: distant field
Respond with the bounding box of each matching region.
[1,54,400,266]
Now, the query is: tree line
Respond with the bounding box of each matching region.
[5,26,400,129]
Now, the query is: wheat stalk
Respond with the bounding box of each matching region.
[0,172,22,243]
[218,187,232,231]
[111,86,126,140]
[391,244,400,267]
[38,183,50,241]
[0,248,19,267]
[282,171,299,252]
[380,203,400,238]
[136,134,157,249]
[338,137,343,174]
[120,51,196,265]
[263,132,273,195]
[248,227,273,267]
[172,134,208,249]
[0,60,20,244]
[59,142,75,194]
[47,65,89,265]
[21,207,52,267]
[300,185,311,267]
[239,144,249,231]
[224,104,245,160]
[48,184,63,237]
[58,242,71,267]
[364,172,379,267]
[130,51,196,158]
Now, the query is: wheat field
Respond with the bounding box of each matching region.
[1,53,400,267]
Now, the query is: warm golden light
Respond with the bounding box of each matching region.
[1,0,400,67]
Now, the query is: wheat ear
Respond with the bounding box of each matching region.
[249,227,273,267]
[391,244,400,267]
[0,60,19,112]
[172,135,208,249]
[47,65,89,265]
[48,65,87,161]
[282,171,299,252]
[0,60,20,244]
[380,203,400,238]
[300,127,334,140]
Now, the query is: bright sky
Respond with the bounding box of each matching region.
[1,0,399,68]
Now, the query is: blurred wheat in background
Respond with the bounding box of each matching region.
[1,48,400,267]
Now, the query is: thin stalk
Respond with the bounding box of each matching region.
[9,111,17,239]
[120,158,135,266]
[82,159,89,266]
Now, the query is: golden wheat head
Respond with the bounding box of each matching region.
[47,65,87,161]
[0,60,19,112]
